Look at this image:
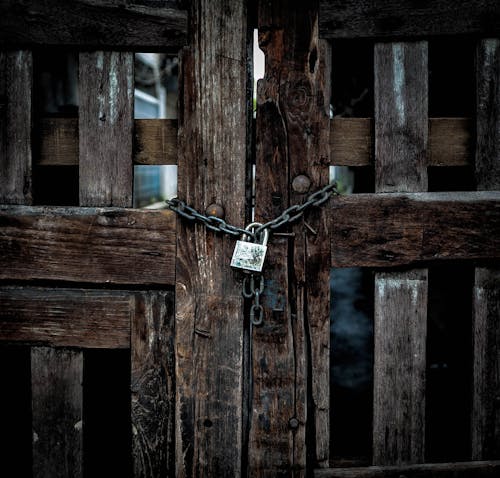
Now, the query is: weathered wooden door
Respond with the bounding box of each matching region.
[1,1,500,477]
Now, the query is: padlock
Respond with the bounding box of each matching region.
[230,222,269,273]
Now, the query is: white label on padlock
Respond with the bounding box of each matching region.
[230,240,267,272]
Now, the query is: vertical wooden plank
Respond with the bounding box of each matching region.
[175,1,249,476]
[31,347,83,478]
[0,50,32,204]
[252,2,331,473]
[472,38,500,460]
[132,291,175,477]
[79,51,134,207]
[373,42,429,465]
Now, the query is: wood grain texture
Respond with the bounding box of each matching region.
[79,51,134,207]
[134,119,178,165]
[373,270,427,465]
[373,41,428,466]
[330,192,500,268]
[131,291,175,477]
[251,2,331,473]
[319,0,500,40]
[374,43,428,193]
[315,460,500,478]
[31,347,83,478]
[38,118,178,166]
[175,1,249,476]
[331,117,372,167]
[472,38,500,461]
[38,116,472,167]
[476,39,500,191]
[0,205,176,285]
[0,0,187,49]
[0,50,32,204]
[0,287,131,348]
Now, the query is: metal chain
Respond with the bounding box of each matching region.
[243,274,265,326]
[165,181,338,241]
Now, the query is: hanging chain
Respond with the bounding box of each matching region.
[165,181,339,241]
[243,274,265,326]
[166,181,339,326]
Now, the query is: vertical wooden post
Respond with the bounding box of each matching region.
[472,38,500,460]
[79,51,134,207]
[31,348,83,478]
[175,1,249,476]
[251,2,331,473]
[0,51,32,204]
[131,291,175,477]
[373,42,429,466]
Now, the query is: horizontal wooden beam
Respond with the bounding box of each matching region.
[319,0,500,40]
[39,118,178,166]
[315,460,500,478]
[0,205,176,285]
[331,118,472,167]
[0,287,132,348]
[38,117,471,168]
[331,191,500,268]
[0,0,187,49]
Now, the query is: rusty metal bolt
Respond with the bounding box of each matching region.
[288,417,299,430]
[205,203,225,219]
[292,175,311,194]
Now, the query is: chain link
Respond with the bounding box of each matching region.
[166,181,338,241]
[243,274,265,326]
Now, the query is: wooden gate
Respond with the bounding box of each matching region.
[1,1,500,477]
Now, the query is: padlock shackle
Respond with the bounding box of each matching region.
[243,222,269,246]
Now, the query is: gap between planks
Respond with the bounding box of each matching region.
[37,117,471,167]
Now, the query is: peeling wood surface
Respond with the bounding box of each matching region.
[319,0,500,40]
[131,291,175,477]
[331,191,500,268]
[174,1,249,475]
[0,0,187,49]
[31,347,83,478]
[372,41,428,466]
[79,51,134,207]
[0,205,176,285]
[0,51,32,204]
[472,38,500,461]
[0,287,131,348]
[315,460,500,477]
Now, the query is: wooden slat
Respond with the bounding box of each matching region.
[472,38,500,461]
[373,41,428,466]
[315,460,500,478]
[134,119,178,165]
[319,0,500,40]
[131,291,175,477]
[31,347,83,478]
[79,51,134,207]
[39,118,178,166]
[251,2,331,473]
[0,287,132,348]
[331,191,500,268]
[175,1,249,476]
[38,117,471,167]
[0,0,187,49]
[0,205,176,285]
[0,50,32,204]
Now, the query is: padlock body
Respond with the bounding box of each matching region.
[231,240,267,272]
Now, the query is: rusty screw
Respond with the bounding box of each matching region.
[292,175,311,194]
[205,203,225,219]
